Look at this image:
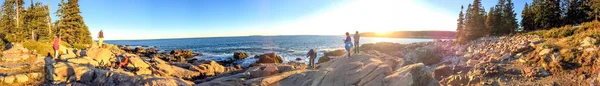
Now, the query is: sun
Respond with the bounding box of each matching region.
[374,31,392,36]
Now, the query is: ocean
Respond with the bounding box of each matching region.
[105,35,435,67]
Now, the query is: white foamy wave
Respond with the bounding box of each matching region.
[195,53,232,61]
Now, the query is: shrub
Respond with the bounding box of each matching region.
[72,43,89,49]
[23,40,55,56]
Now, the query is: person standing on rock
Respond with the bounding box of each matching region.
[354,31,360,54]
[344,32,353,57]
[98,30,104,47]
[306,49,317,69]
[53,35,60,59]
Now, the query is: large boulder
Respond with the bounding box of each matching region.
[317,56,331,64]
[254,53,283,64]
[324,49,347,56]
[386,63,438,86]
[124,54,150,68]
[316,54,393,86]
[197,61,226,77]
[170,49,195,58]
[67,57,100,66]
[317,49,348,64]
[4,75,15,84]
[233,51,249,60]
[134,46,145,54]
[403,46,444,65]
[14,74,28,83]
[153,59,202,79]
[433,65,472,80]
[87,47,114,66]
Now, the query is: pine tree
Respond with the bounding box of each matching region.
[529,0,563,30]
[502,0,518,34]
[1,0,27,42]
[522,3,535,32]
[56,0,92,48]
[486,7,500,36]
[463,0,487,41]
[1,0,16,36]
[23,1,51,41]
[456,6,466,43]
[565,0,589,25]
[588,0,600,20]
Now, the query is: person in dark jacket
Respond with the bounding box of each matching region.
[306,49,317,69]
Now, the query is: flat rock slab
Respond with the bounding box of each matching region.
[0,63,30,71]
[0,54,32,62]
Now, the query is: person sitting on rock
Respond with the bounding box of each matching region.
[117,55,130,69]
[344,32,353,57]
[306,49,317,69]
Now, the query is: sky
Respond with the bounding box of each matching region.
[16,0,531,40]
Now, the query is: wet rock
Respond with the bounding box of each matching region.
[254,53,283,64]
[581,37,597,47]
[233,51,249,60]
[134,46,145,54]
[170,49,195,59]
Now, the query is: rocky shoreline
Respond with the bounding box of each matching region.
[0,33,598,85]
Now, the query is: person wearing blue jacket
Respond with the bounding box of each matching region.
[344,32,353,57]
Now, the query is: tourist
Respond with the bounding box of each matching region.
[53,35,60,59]
[354,31,360,54]
[344,32,353,57]
[117,55,129,69]
[98,30,104,47]
[306,49,317,69]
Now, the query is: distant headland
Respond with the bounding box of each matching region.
[358,31,456,39]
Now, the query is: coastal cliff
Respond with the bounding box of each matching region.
[0,22,598,86]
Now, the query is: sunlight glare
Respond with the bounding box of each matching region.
[268,0,456,36]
